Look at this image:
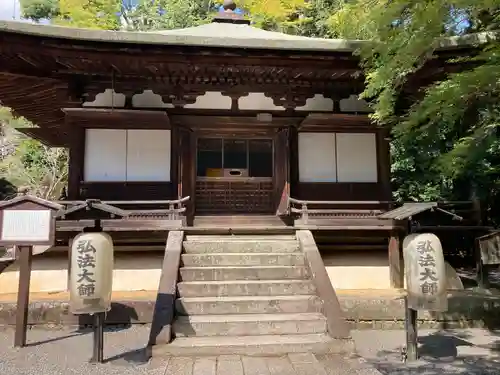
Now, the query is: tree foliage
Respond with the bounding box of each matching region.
[0,108,68,200]
[122,0,214,31]
[20,0,329,34]
[329,1,500,222]
[56,0,122,29]
[19,0,60,21]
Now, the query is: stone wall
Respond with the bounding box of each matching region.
[0,251,392,294]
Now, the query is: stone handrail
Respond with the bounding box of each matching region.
[296,230,351,339]
[148,230,184,349]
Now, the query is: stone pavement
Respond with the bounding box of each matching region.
[1,326,499,374]
[353,329,500,375]
[0,325,378,375]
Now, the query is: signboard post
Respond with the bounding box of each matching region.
[0,195,61,348]
[403,233,447,362]
[69,224,114,364]
[60,200,124,364]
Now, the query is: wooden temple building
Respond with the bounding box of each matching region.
[0,3,489,355]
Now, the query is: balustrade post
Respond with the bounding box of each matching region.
[302,203,308,225]
[169,203,175,220]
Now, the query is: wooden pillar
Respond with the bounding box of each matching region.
[170,125,179,198]
[376,129,392,202]
[289,126,299,198]
[179,129,195,225]
[388,229,405,289]
[274,128,290,215]
[67,125,84,200]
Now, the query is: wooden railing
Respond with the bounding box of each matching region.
[288,198,484,231]
[288,197,392,225]
[56,196,191,221]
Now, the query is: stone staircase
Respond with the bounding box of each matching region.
[154,233,351,356]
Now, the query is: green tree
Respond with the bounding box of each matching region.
[19,0,60,21]
[122,0,214,31]
[20,0,323,33]
[329,1,500,220]
[55,0,122,29]
[279,0,344,37]
[0,108,68,200]
[20,0,121,29]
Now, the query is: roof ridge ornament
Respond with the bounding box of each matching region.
[212,0,250,25]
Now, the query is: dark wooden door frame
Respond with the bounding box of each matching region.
[193,132,278,215]
[274,127,290,216]
[179,129,196,225]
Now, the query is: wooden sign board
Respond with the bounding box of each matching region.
[478,233,500,265]
[0,195,62,247]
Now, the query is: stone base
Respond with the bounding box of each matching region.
[152,335,355,357]
[0,290,499,329]
[0,251,393,294]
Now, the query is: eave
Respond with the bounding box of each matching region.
[15,127,68,147]
[62,108,171,129]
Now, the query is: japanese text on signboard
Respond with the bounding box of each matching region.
[75,239,96,297]
[403,232,447,312]
[416,239,438,296]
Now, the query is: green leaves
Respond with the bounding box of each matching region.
[0,108,68,200]
[328,1,500,217]
[123,0,213,31]
[19,0,60,21]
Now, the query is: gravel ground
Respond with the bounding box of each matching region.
[0,325,375,375]
[352,329,500,375]
[0,326,499,374]
[0,326,164,375]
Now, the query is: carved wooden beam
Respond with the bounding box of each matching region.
[78,76,366,108]
[221,91,249,110]
[160,87,205,108]
[264,92,315,110]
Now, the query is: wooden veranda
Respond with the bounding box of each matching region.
[50,196,486,238]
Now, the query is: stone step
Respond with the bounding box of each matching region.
[185,235,297,241]
[179,266,310,281]
[152,334,354,356]
[173,313,327,337]
[181,253,305,267]
[183,239,300,253]
[175,295,323,315]
[177,280,316,297]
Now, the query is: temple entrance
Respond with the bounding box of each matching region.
[195,136,275,214]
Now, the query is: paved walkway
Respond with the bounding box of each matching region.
[0,326,378,375]
[353,329,500,375]
[1,326,499,374]
[160,353,377,375]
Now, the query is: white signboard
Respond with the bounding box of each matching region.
[403,233,448,312]
[1,210,52,242]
